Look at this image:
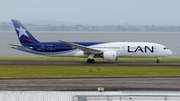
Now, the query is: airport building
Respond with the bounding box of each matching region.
[0,91,180,101]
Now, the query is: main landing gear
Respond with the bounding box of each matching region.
[156,57,161,63]
[87,53,95,63]
[87,59,95,63]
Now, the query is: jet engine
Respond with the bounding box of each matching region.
[103,51,118,61]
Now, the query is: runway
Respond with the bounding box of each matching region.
[0,61,180,66]
[0,77,180,91]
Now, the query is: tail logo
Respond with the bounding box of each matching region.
[16,26,29,38]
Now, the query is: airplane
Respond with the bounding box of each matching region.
[10,19,172,63]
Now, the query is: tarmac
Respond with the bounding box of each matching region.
[0,61,180,66]
[0,77,180,91]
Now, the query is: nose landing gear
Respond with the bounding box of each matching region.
[156,57,161,63]
[156,60,160,63]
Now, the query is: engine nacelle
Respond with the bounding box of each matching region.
[103,51,118,61]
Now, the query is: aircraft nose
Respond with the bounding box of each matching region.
[169,50,173,55]
[163,49,172,56]
[165,50,172,56]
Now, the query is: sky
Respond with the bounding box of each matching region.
[0,0,180,25]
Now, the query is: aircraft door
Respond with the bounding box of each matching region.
[121,45,127,56]
[122,45,126,53]
[41,44,45,51]
[154,45,162,56]
[154,45,158,52]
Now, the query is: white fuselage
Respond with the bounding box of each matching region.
[13,42,172,58]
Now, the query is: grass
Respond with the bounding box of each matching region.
[0,66,180,78]
[0,57,180,62]
[0,57,179,78]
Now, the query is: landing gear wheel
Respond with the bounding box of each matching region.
[156,60,160,63]
[87,59,91,63]
[91,59,95,63]
[87,59,95,63]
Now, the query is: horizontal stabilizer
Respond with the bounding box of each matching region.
[10,44,30,49]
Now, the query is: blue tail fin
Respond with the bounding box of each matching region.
[11,19,39,45]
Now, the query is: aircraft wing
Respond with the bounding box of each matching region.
[58,40,102,54]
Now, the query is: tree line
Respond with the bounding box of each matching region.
[1,22,180,31]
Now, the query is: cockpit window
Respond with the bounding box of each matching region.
[164,47,168,49]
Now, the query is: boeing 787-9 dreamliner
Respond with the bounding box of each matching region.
[10,19,172,63]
